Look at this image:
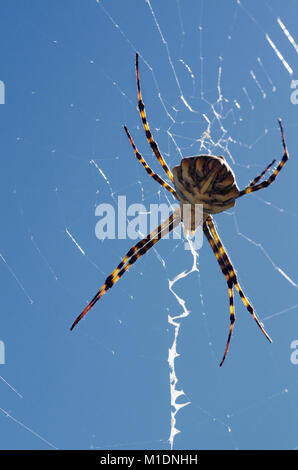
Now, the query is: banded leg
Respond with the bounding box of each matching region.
[238,119,289,198]
[247,158,276,188]
[124,125,179,199]
[136,53,174,183]
[206,216,272,344]
[203,222,236,366]
[70,209,181,330]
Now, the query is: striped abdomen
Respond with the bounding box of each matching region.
[173,155,240,219]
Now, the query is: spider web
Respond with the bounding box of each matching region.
[1,0,298,450]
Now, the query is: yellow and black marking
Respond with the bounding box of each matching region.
[238,119,289,198]
[247,159,276,188]
[70,210,181,330]
[124,125,178,198]
[206,216,272,345]
[135,53,174,183]
[203,221,236,366]
[220,281,236,368]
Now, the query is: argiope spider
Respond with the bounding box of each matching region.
[71,53,289,366]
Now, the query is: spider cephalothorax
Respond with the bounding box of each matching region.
[71,53,289,366]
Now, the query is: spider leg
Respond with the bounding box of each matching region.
[238,119,289,198]
[135,53,174,183]
[247,158,276,188]
[124,125,179,199]
[203,221,236,366]
[70,209,181,330]
[206,216,272,344]
[220,280,235,367]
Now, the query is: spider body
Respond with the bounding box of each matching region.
[172,155,240,223]
[71,53,289,367]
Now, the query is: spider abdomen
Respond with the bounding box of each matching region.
[172,155,240,216]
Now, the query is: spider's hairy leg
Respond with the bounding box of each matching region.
[238,119,289,198]
[70,209,181,331]
[203,221,236,366]
[123,125,179,199]
[206,217,272,344]
[135,53,174,183]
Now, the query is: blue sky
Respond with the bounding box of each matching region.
[0,0,298,450]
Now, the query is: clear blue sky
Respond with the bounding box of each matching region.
[0,0,298,450]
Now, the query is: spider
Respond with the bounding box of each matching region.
[71,53,289,366]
